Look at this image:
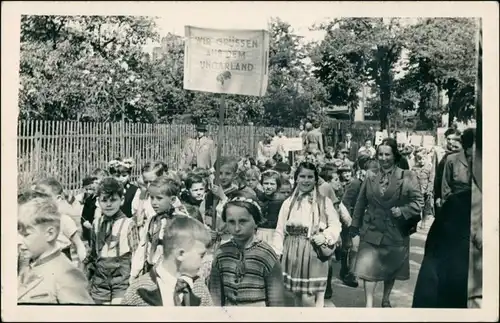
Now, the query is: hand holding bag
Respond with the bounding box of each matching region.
[312,195,336,262]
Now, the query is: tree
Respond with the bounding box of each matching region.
[401,18,478,126]
[312,18,405,130]
[19,15,159,121]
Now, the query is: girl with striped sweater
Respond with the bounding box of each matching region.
[209,192,286,307]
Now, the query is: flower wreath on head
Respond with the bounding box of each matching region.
[108,158,136,170]
[224,196,262,217]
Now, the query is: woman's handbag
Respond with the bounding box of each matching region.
[312,195,336,262]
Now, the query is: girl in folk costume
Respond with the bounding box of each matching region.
[179,173,206,223]
[85,177,140,304]
[130,176,190,280]
[134,161,169,228]
[271,162,342,307]
[255,170,286,244]
[209,192,286,307]
[108,158,141,218]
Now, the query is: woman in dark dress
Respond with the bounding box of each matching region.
[412,129,475,308]
[350,138,423,307]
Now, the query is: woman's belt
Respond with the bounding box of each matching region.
[285,225,308,237]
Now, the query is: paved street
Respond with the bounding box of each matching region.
[283,220,432,308]
[327,223,431,308]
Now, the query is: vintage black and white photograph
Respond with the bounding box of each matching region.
[2,1,498,321]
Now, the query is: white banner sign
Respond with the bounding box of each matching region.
[396,132,408,144]
[422,135,435,148]
[436,127,447,147]
[281,137,303,152]
[409,135,422,146]
[183,26,270,97]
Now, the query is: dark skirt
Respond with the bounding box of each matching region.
[353,240,410,282]
[412,191,471,308]
[282,232,329,294]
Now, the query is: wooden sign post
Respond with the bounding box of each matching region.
[183,25,270,231]
[214,96,225,189]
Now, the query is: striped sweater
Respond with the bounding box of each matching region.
[208,239,285,307]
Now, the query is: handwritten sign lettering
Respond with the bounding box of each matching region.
[183,26,270,96]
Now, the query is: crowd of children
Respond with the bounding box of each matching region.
[17,136,437,307]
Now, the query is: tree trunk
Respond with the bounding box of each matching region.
[379,81,391,130]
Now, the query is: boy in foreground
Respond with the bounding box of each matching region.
[122,216,213,306]
[17,195,94,304]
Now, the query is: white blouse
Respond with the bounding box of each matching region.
[271,190,342,256]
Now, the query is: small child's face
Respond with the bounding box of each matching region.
[262,178,278,196]
[219,165,236,189]
[18,224,56,260]
[142,170,158,187]
[329,174,342,191]
[98,193,123,216]
[340,171,352,182]
[225,205,257,244]
[149,186,173,214]
[305,155,316,164]
[245,176,259,190]
[189,182,206,201]
[178,240,207,277]
[84,180,99,196]
[279,184,292,197]
[114,167,131,185]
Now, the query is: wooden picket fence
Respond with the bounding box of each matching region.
[17,120,298,191]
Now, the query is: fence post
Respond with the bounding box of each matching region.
[120,120,125,157]
[249,122,255,157]
[34,130,41,173]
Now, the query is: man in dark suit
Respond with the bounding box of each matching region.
[338,131,359,162]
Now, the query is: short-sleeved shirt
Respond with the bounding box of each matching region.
[57,214,78,250]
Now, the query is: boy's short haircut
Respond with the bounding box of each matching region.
[192,167,210,179]
[96,177,125,198]
[34,177,64,196]
[319,167,336,182]
[141,161,169,177]
[91,168,109,178]
[82,176,98,187]
[272,153,283,163]
[264,158,277,170]
[184,174,206,190]
[18,189,52,204]
[162,216,211,258]
[149,176,181,197]
[18,197,61,236]
[214,156,239,173]
[245,167,261,180]
[275,127,284,134]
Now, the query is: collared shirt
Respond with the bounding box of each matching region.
[155,264,194,307]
